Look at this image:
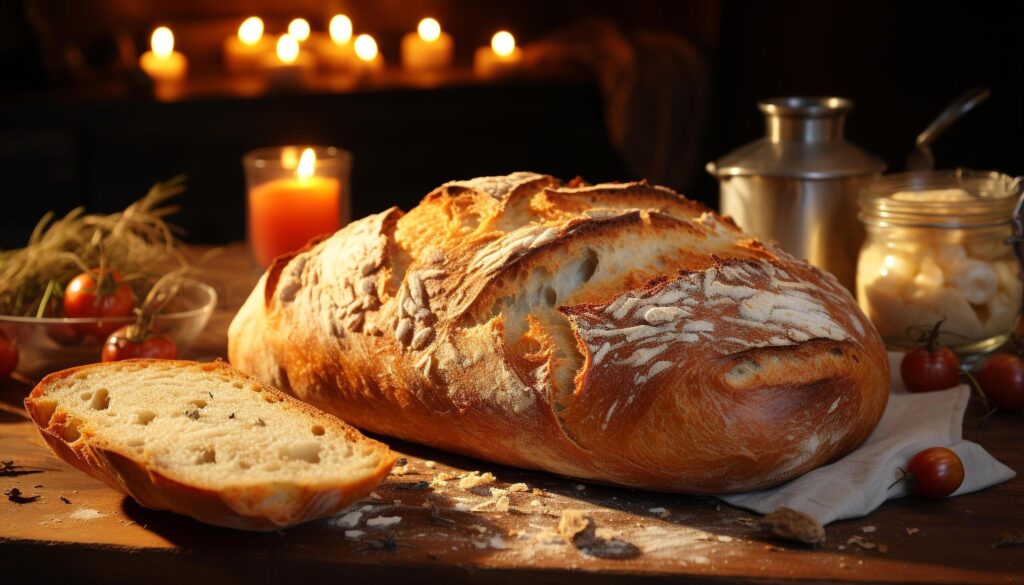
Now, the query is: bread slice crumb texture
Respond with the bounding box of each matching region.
[35,361,387,490]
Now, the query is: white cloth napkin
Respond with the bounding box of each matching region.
[720,352,1016,525]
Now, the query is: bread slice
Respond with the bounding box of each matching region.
[23,359,396,531]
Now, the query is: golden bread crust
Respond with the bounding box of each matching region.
[23,359,395,530]
[229,173,889,493]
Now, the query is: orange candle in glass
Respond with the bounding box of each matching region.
[244,146,351,267]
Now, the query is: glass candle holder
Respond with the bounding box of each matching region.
[243,145,351,268]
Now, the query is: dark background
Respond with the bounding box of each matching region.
[0,0,1021,248]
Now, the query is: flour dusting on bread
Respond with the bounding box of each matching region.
[229,172,890,494]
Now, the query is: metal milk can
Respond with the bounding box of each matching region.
[707,97,885,290]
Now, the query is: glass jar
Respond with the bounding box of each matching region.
[857,170,1023,355]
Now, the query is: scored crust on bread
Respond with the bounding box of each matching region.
[23,359,395,530]
[229,172,889,493]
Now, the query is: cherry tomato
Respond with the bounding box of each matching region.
[63,270,134,337]
[101,326,177,363]
[901,346,961,393]
[977,354,1024,411]
[905,447,964,499]
[0,331,17,380]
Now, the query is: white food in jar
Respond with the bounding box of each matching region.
[857,238,1019,346]
[949,259,999,305]
[889,188,974,202]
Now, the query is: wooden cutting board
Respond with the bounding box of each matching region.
[1,245,1022,584]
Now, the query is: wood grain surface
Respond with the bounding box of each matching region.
[1,244,1022,584]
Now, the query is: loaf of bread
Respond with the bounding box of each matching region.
[229,172,889,493]
[24,360,395,530]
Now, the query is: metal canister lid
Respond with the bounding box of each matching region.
[707,97,886,180]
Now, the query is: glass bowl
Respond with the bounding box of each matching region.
[0,279,217,379]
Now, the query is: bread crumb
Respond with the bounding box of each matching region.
[329,510,362,529]
[470,524,487,533]
[69,508,105,521]
[424,461,437,468]
[366,515,402,528]
[558,510,640,559]
[391,464,409,476]
[495,496,510,513]
[575,484,586,491]
[392,499,402,505]
[846,535,876,549]
[369,492,382,500]
[344,530,365,539]
[458,472,496,490]
[430,472,453,488]
[762,507,825,545]
[508,483,528,492]
[559,510,595,546]
[861,525,876,533]
[530,499,542,508]
[488,535,508,549]
[454,503,471,512]
[648,507,670,519]
[906,527,920,536]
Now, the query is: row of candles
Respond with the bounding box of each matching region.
[139,15,524,87]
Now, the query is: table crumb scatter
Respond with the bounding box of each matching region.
[0,243,1020,583]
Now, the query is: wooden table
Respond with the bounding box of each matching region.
[1,244,1022,584]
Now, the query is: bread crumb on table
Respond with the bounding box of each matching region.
[495,496,510,513]
[328,510,363,529]
[366,516,402,528]
[69,508,106,521]
[458,471,496,490]
[649,507,670,519]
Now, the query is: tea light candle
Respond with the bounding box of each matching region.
[314,13,358,71]
[401,18,453,72]
[139,26,188,84]
[247,148,344,267]
[288,18,311,42]
[223,16,272,74]
[353,33,383,73]
[474,31,522,79]
[262,33,315,87]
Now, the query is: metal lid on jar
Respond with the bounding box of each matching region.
[707,96,886,179]
[859,169,1022,228]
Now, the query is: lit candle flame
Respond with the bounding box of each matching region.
[329,14,353,45]
[491,31,515,57]
[238,17,264,45]
[288,18,311,42]
[151,27,175,59]
[297,148,316,179]
[354,34,378,62]
[418,18,441,43]
[276,34,299,64]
